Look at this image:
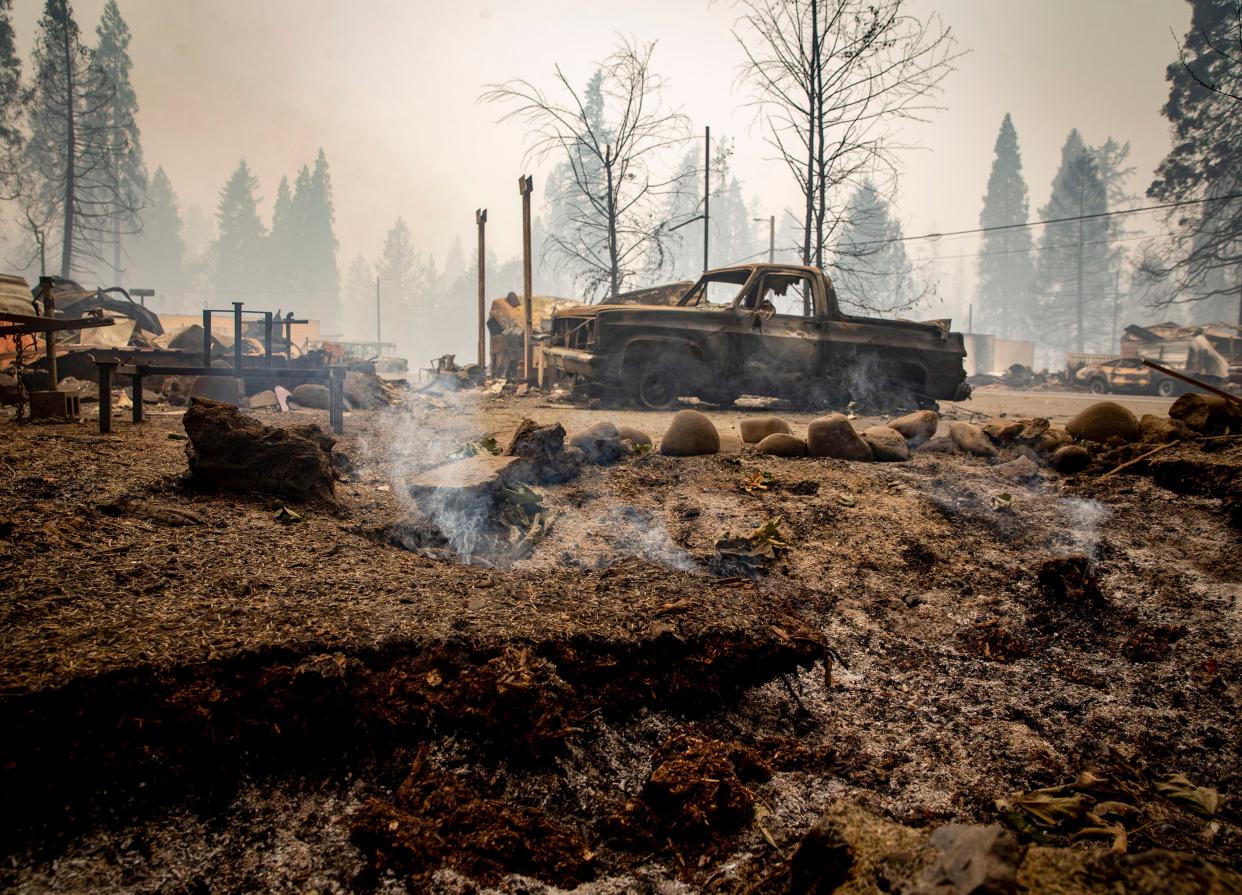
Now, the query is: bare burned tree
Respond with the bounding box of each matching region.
[732,0,957,273]
[482,38,690,301]
[1141,0,1241,323]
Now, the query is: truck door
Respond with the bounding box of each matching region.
[735,271,823,397]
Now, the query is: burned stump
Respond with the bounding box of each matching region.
[182,397,337,503]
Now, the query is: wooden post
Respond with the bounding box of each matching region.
[329,366,345,435]
[97,361,116,434]
[476,208,487,377]
[132,367,144,424]
[519,175,534,384]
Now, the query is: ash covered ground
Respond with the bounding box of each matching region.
[0,390,1239,894]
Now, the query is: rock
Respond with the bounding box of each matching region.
[1014,418,1051,444]
[789,811,854,895]
[917,435,960,454]
[888,410,939,443]
[1036,427,1073,454]
[949,421,997,457]
[718,433,744,453]
[995,455,1041,484]
[505,418,581,483]
[1139,413,1191,443]
[615,425,652,447]
[755,432,807,457]
[1169,392,1241,435]
[740,416,792,444]
[0,372,21,406]
[249,389,279,409]
[182,398,337,503]
[160,376,195,407]
[189,375,246,406]
[981,418,1024,445]
[568,421,626,464]
[291,383,331,409]
[407,454,521,504]
[1050,444,1091,474]
[1066,400,1140,443]
[915,823,1022,895]
[862,425,910,461]
[344,369,395,409]
[659,409,720,456]
[807,414,872,460]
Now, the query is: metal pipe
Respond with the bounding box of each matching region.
[132,368,143,424]
[477,208,487,376]
[41,279,57,388]
[703,126,710,273]
[264,312,273,367]
[519,175,534,383]
[98,362,115,434]
[232,301,244,371]
[202,309,212,366]
[329,366,345,434]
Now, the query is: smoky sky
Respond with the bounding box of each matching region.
[7,0,1190,311]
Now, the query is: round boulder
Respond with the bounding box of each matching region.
[887,410,938,443]
[1065,401,1139,443]
[659,409,720,456]
[569,421,626,464]
[1139,413,1190,444]
[948,421,997,457]
[807,414,872,460]
[916,435,960,454]
[190,376,246,406]
[291,383,331,409]
[862,425,910,461]
[740,416,793,444]
[756,432,807,457]
[1050,444,1091,474]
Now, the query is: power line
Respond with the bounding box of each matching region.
[854,192,1242,248]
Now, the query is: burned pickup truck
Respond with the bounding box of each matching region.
[542,263,970,409]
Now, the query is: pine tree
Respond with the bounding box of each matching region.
[976,114,1033,340]
[1034,130,1111,355]
[662,145,702,280]
[831,180,919,316]
[88,0,145,283]
[23,0,140,278]
[305,149,340,329]
[344,254,374,341]
[376,216,418,347]
[126,165,184,299]
[0,0,25,193]
[1146,0,1241,323]
[214,159,266,299]
[267,175,295,296]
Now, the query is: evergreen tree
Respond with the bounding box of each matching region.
[976,114,1033,339]
[343,254,374,341]
[0,0,25,194]
[831,180,919,316]
[88,0,145,283]
[267,175,295,295]
[662,145,702,280]
[1092,136,1136,345]
[376,216,418,348]
[23,0,140,278]
[305,149,340,329]
[1146,0,1241,323]
[1033,130,1111,354]
[126,165,183,299]
[214,159,266,299]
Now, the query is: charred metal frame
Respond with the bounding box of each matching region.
[94,301,345,436]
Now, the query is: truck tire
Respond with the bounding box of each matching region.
[630,352,705,410]
[1088,377,1109,395]
[1156,378,1178,398]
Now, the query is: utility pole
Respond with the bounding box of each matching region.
[375,275,381,344]
[753,215,775,263]
[476,208,487,376]
[703,125,711,273]
[519,175,534,384]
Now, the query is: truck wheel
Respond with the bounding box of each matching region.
[1156,378,1178,398]
[1088,378,1109,395]
[632,355,703,410]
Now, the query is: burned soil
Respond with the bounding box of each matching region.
[0,396,1239,893]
